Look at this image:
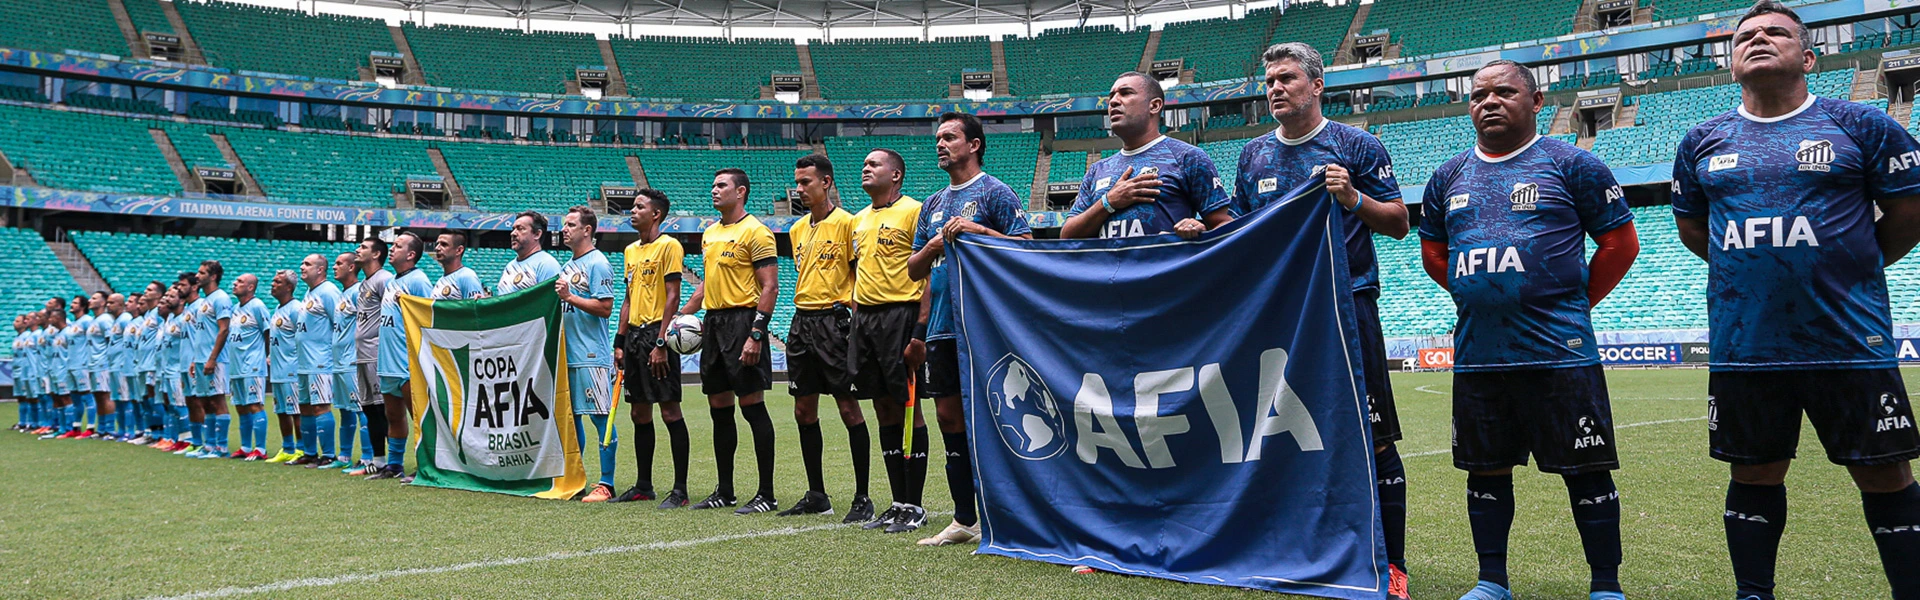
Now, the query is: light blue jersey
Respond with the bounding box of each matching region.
[227,297,270,378]
[268,302,301,384]
[560,250,615,368]
[433,266,487,300]
[334,282,359,374]
[496,252,561,296]
[160,314,189,374]
[61,316,89,373]
[83,312,109,371]
[298,282,343,375]
[136,310,161,373]
[378,268,432,378]
[112,312,135,373]
[194,289,235,366]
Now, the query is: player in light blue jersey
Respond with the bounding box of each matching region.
[906,111,1033,543]
[81,291,118,439]
[158,288,193,450]
[497,212,562,296]
[1062,72,1230,241]
[58,295,94,438]
[370,232,433,481]
[331,253,370,472]
[108,293,139,442]
[1420,61,1638,600]
[553,208,620,501]
[12,315,34,432]
[1670,4,1920,598]
[265,271,305,464]
[130,284,165,444]
[1237,44,1418,593]
[432,232,488,301]
[184,262,234,458]
[225,275,272,460]
[293,254,343,467]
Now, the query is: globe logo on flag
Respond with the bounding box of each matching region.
[986,353,1068,460]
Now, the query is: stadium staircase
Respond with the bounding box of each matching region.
[154,0,207,64]
[424,147,471,209]
[1853,68,1885,102]
[1136,30,1162,74]
[624,155,650,188]
[795,44,821,100]
[385,25,428,85]
[1030,134,1053,210]
[104,0,147,60]
[47,240,109,295]
[1332,2,1373,66]
[989,40,1012,97]
[594,38,630,97]
[148,128,200,194]
[206,132,266,197]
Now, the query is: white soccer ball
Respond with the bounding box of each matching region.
[665,314,704,355]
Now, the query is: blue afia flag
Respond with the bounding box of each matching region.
[950,175,1386,598]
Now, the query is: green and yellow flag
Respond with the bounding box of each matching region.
[400,280,586,499]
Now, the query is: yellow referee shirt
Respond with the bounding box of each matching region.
[851,196,923,306]
[700,214,777,311]
[789,207,855,310]
[622,235,683,327]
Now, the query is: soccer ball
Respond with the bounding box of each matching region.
[665,315,703,355]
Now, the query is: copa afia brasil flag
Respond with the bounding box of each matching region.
[399,279,587,499]
[950,175,1386,597]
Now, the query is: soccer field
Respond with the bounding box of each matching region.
[0,368,1903,599]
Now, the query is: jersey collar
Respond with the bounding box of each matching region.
[948,171,987,191]
[1274,117,1329,146]
[1737,93,1816,123]
[1118,133,1170,156]
[1474,134,1543,164]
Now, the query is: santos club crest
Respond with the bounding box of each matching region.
[986,354,1068,460]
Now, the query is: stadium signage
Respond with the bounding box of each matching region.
[1354,33,1390,46]
[193,167,235,180]
[770,75,803,85]
[370,55,405,68]
[1045,182,1080,194]
[1576,94,1620,109]
[962,72,994,83]
[1151,59,1184,71]
[1416,347,1454,369]
[1883,54,1920,73]
[600,186,638,199]
[407,180,445,191]
[1597,0,1634,11]
[143,33,180,46]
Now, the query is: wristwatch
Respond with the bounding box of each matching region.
[652,337,667,349]
[749,329,765,341]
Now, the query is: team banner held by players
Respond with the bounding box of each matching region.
[399,281,587,499]
[950,175,1386,598]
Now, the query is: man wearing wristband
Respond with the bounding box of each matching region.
[611,188,689,507]
[1061,72,1230,240]
[555,206,620,503]
[679,168,782,514]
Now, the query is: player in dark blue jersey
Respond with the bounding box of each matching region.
[906,111,1033,544]
[1671,4,1920,598]
[1061,72,1230,240]
[1234,42,1415,598]
[1420,60,1639,600]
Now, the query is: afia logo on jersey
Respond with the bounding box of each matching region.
[1094,177,1113,191]
[1708,153,1740,172]
[1796,140,1834,172]
[1573,415,1608,449]
[1878,393,1913,433]
[1889,150,1920,174]
[1102,219,1148,239]
[1258,177,1278,194]
[1446,193,1470,212]
[1720,216,1818,250]
[1454,246,1525,278]
[1509,182,1539,211]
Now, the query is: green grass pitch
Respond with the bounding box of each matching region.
[0,368,1903,599]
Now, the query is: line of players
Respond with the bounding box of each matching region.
[9,2,1920,598]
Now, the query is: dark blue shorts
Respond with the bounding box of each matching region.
[1452,364,1618,474]
[1708,368,1920,466]
[1354,290,1400,445]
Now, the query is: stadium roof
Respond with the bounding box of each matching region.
[345,0,1252,29]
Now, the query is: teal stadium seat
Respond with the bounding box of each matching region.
[1364,0,1583,57]
[1267,1,1359,57]
[609,36,799,101]
[0,104,181,195]
[435,142,634,215]
[0,228,84,356]
[402,24,601,95]
[1154,8,1277,84]
[1002,26,1148,97]
[0,0,128,57]
[811,37,991,101]
[223,128,433,207]
[177,0,397,81]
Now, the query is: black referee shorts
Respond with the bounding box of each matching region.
[699,308,772,397]
[621,322,680,405]
[1452,364,1619,475]
[787,306,854,397]
[1354,290,1401,445]
[849,302,916,403]
[919,339,961,399]
[1708,368,1920,466]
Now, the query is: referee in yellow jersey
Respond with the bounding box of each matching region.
[845,148,930,533]
[679,168,782,514]
[776,154,872,520]
[610,188,690,507]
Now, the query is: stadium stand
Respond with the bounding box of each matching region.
[1372,104,1561,186]
[121,0,174,36]
[0,104,181,195]
[177,0,397,82]
[401,24,602,95]
[608,35,799,101]
[435,142,634,215]
[1646,0,1751,21]
[1591,69,1856,167]
[1001,26,1147,97]
[1267,1,1361,58]
[634,147,805,216]
[221,128,433,207]
[157,122,231,170]
[0,228,84,355]
[811,37,992,101]
[1362,0,1583,57]
[1153,7,1275,84]
[0,0,127,57]
[822,133,1040,202]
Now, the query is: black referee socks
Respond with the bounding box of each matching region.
[798,421,825,493]
[879,424,904,504]
[665,418,690,492]
[847,423,871,499]
[741,402,777,498]
[631,421,655,492]
[711,406,737,498]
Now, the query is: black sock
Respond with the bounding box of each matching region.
[906,426,928,506]
[848,423,871,498]
[741,402,776,498]
[631,421,655,492]
[1862,482,1920,598]
[879,424,904,504]
[1565,471,1623,593]
[1466,474,1515,589]
[798,421,824,493]
[943,431,977,527]
[1376,445,1408,573]
[1725,481,1787,600]
[665,417,689,491]
[363,407,388,457]
[711,406,736,497]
